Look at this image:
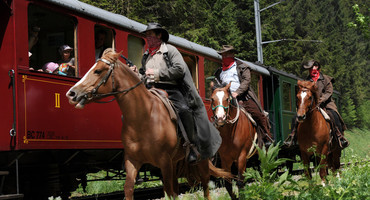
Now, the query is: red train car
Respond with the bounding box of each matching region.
[0,0,269,198]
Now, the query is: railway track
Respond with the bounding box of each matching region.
[70,160,368,200]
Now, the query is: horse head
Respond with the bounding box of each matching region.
[210,82,232,126]
[296,80,318,122]
[66,48,123,109]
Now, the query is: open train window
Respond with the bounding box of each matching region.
[127,35,145,67]
[204,59,220,99]
[250,73,260,100]
[28,4,77,77]
[182,54,198,89]
[94,25,115,61]
[282,82,292,111]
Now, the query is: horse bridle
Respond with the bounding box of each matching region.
[83,58,145,102]
[212,94,240,125]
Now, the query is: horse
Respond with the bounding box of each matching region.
[210,83,257,199]
[65,49,232,199]
[296,80,341,184]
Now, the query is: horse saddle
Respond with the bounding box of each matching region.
[319,108,331,121]
[149,88,177,122]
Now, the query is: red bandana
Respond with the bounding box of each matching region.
[147,36,162,55]
[222,57,235,71]
[309,68,320,82]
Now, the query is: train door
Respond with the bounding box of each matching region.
[279,76,297,142]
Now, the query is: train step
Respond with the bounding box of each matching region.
[0,172,9,176]
[0,194,24,200]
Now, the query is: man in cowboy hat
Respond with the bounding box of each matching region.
[135,22,221,164]
[215,45,273,147]
[286,60,348,149]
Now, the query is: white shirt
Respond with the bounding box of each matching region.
[219,61,240,92]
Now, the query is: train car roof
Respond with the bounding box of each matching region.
[266,66,302,80]
[42,0,270,76]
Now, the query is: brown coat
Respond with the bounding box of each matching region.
[235,60,263,112]
[306,73,347,130]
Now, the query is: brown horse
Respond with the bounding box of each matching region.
[296,80,341,184]
[210,83,257,199]
[66,49,231,199]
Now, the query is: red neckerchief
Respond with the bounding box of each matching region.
[222,57,235,71]
[147,36,162,55]
[310,68,320,82]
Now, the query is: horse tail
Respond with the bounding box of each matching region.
[208,160,235,181]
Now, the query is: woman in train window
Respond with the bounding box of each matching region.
[216,45,273,146]
[131,22,221,164]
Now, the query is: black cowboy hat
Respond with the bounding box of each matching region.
[141,22,169,42]
[302,59,321,69]
[217,45,237,54]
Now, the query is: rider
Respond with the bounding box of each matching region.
[215,45,273,146]
[286,60,349,149]
[134,22,222,164]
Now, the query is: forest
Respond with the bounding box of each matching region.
[81,0,369,129]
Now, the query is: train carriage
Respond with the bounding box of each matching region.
[0,0,340,199]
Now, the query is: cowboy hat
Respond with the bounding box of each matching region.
[217,45,237,54]
[302,59,321,69]
[141,22,169,42]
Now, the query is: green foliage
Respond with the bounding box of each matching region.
[348,4,370,38]
[341,95,358,128]
[240,143,298,199]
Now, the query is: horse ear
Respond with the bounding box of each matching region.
[225,82,231,90]
[114,50,123,60]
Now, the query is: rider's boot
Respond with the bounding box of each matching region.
[180,110,201,164]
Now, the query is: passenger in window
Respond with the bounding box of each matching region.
[95,30,108,61]
[54,45,75,76]
[215,45,273,146]
[42,62,59,73]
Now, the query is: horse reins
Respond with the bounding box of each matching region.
[83,58,145,103]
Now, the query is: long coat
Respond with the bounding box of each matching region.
[306,73,347,130]
[235,59,264,112]
[142,43,222,159]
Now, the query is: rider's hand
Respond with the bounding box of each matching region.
[130,65,138,73]
[232,92,238,99]
[145,68,154,76]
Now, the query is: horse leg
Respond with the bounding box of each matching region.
[319,146,329,184]
[172,162,179,196]
[198,160,211,200]
[301,153,312,179]
[124,158,141,200]
[221,158,236,200]
[237,151,248,188]
[159,155,175,199]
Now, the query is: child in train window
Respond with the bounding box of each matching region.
[54,45,76,76]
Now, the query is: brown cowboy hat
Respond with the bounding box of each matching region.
[302,59,321,69]
[141,22,169,42]
[217,45,237,54]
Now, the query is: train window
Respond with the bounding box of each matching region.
[28,4,77,76]
[250,73,259,99]
[183,54,198,88]
[127,35,145,67]
[282,82,292,111]
[204,59,220,99]
[94,25,115,61]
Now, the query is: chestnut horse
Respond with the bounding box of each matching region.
[66,49,231,199]
[210,83,257,199]
[296,80,341,184]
